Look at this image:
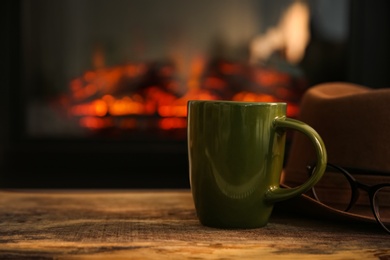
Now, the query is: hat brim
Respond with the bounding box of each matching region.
[276,182,377,224]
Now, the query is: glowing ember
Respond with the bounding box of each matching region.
[68,59,305,131]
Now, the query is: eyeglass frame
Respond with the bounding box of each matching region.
[307,163,390,234]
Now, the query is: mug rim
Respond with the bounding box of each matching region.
[187,100,287,106]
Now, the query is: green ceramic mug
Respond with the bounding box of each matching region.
[187,100,327,229]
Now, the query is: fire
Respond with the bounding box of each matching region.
[71,99,108,117]
[79,117,113,129]
[159,118,187,130]
[68,58,304,131]
[104,95,147,116]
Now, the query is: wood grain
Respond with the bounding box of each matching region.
[0,190,388,259]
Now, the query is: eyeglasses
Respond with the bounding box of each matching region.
[307,163,390,234]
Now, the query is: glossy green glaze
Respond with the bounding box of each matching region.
[187,100,327,229]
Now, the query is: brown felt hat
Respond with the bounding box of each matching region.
[279,82,390,226]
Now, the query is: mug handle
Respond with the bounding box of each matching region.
[264,117,327,204]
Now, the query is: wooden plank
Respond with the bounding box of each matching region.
[0,190,389,259]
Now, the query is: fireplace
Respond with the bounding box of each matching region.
[2,0,389,188]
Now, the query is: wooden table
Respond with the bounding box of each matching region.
[0,190,389,259]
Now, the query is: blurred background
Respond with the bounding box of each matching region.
[2,0,389,188]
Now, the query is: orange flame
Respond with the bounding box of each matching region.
[69,58,301,131]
